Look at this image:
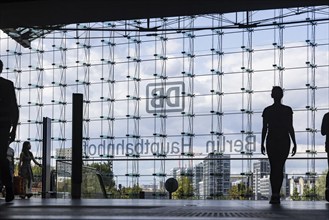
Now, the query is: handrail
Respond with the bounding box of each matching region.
[95,172,108,199]
[56,161,109,198]
[56,156,328,162]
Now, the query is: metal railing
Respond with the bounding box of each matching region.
[55,161,107,199]
[52,156,328,200]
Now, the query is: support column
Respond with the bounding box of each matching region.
[71,93,83,199]
[42,117,51,198]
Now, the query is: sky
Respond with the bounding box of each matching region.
[0,8,329,187]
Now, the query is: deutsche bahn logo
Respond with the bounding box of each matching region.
[146,81,185,113]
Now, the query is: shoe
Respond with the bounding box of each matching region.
[1,187,5,198]
[269,195,280,204]
[5,186,14,202]
[27,193,33,199]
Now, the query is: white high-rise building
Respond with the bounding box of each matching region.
[253,159,270,200]
[55,148,72,176]
[199,181,204,199]
[202,153,230,199]
[170,167,180,179]
[193,162,203,198]
[260,175,270,198]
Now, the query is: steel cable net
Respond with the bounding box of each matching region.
[0,6,329,200]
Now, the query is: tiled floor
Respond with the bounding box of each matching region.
[0,198,328,219]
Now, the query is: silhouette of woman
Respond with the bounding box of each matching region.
[261,86,297,204]
[19,141,41,198]
[320,112,329,201]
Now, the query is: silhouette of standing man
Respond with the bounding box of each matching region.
[261,86,297,204]
[321,112,329,201]
[0,60,19,202]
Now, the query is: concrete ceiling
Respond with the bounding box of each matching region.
[0,0,328,28]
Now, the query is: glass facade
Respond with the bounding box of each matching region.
[1,6,329,199]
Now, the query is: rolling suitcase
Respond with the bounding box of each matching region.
[13,176,25,195]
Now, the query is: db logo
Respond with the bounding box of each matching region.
[146,82,185,113]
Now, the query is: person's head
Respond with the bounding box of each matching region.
[22,141,31,153]
[0,60,3,73]
[271,86,283,102]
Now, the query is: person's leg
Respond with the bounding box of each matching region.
[268,156,287,204]
[267,138,290,203]
[24,177,29,194]
[27,178,32,193]
[327,152,329,189]
[9,164,13,181]
[270,157,287,195]
[267,147,284,195]
[0,135,9,186]
[26,178,33,198]
[326,152,329,201]
[268,156,283,196]
[0,123,14,202]
[20,177,28,199]
[0,179,3,197]
[268,156,275,194]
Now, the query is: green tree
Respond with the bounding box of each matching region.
[228,185,240,200]
[302,183,320,201]
[88,162,115,193]
[172,177,193,199]
[121,184,143,199]
[316,170,327,200]
[302,184,312,201]
[291,186,301,201]
[88,162,112,173]
[31,164,42,176]
[228,183,252,200]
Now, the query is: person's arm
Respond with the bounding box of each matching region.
[31,152,41,167]
[321,113,328,136]
[289,109,297,156]
[11,157,14,172]
[261,114,268,155]
[10,149,15,171]
[9,81,19,144]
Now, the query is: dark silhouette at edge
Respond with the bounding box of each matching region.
[320,112,329,201]
[261,86,297,204]
[0,59,19,202]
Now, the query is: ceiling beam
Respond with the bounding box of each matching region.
[0,0,328,28]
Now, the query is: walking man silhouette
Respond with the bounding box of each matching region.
[0,60,19,202]
[321,112,329,201]
[261,86,297,204]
